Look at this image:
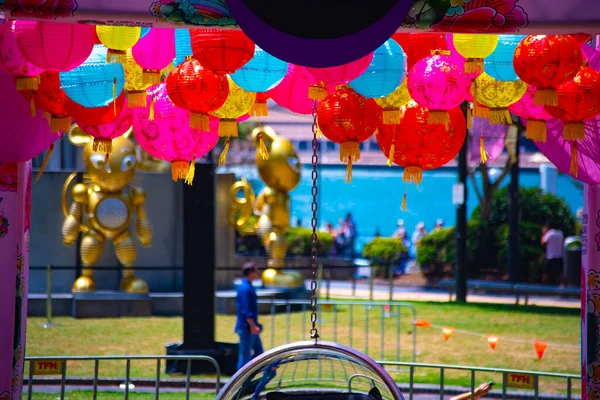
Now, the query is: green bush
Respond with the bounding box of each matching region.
[495,222,546,282]
[417,227,455,270]
[286,227,333,256]
[362,237,406,262]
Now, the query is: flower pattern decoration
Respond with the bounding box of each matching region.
[149,0,235,26]
[432,0,529,33]
[0,0,78,19]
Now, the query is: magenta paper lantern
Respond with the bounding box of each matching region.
[408,52,470,126]
[17,21,95,72]
[303,53,373,100]
[509,85,553,142]
[268,64,317,115]
[0,70,56,163]
[132,28,176,85]
[0,20,44,91]
[133,84,219,184]
[76,99,133,154]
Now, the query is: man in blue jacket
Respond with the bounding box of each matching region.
[236,262,264,370]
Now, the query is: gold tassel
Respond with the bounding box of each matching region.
[382,108,401,125]
[467,107,473,129]
[218,119,238,137]
[112,78,117,116]
[401,188,408,212]
[387,142,395,167]
[308,84,327,101]
[344,157,353,184]
[142,70,161,85]
[35,143,55,183]
[251,101,269,117]
[570,141,578,177]
[218,137,231,166]
[428,110,449,127]
[480,134,488,164]
[403,166,423,185]
[473,104,490,118]
[316,126,323,139]
[465,58,484,75]
[563,122,585,141]
[190,112,210,131]
[258,133,269,160]
[16,76,39,91]
[534,88,558,106]
[526,119,547,142]
[128,91,147,108]
[170,160,190,182]
[149,96,155,121]
[184,160,195,185]
[488,107,512,124]
[29,92,36,118]
[92,139,112,154]
[107,49,127,64]
[50,116,72,134]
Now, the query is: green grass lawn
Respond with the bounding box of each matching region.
[25,301,580,395]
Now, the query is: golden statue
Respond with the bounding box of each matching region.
[229,125,304,288]
[62,126,153,294]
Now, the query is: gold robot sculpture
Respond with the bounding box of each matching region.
[62,126,152,294]
[229,125,304,288]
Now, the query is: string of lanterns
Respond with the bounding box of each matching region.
[1,20,597,194]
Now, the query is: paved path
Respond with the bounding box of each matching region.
[312,280,580,309]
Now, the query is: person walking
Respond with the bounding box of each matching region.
[236,262,264,370]
[541,221,565,285]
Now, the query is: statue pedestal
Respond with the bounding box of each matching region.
[72,291,152,318]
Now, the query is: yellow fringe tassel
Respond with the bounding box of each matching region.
[480,134,488,164]
[142,70,161,85]
[128,91,147,108]
[190,112,210,131]
[112,78,117,116]
[387,143,395,167]
[170,160,190,182]
[149,96,156,121]
[251,101,269,117]
[488,107,512,125]
[16,76,39,91]
[401,188,408,212]
[526,119,547,142]
[428,110,449,127]
[218,119,238,137]
[563,122,585,141]
[29,92,36,118]
[465,59,484,75]
[184,160,195,185]
[345,157,353,184]
[316,126,323,139]
[382,109,401,125]
[218,137,231,166]
[107,50,127,64]
[467,107,473,129]
[92,139,112,154]
[308,84,327,101]
[534,88,558,106]
[35,143,54,183]
[50,116,72,134]
[340,141,360,184]
[403,166,423,185]
[473,104,490,118]
[570,141,578,177]
[258,133,269,160]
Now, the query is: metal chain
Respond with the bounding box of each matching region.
[310,100,320,342]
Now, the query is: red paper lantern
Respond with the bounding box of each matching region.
[376,102,465,208]
[545,64,600,140]
[190,29,255,75]
[391,33,447,71]
[65,92,125,127]
[513,35,583,106]
[165,57,230,130]
[317,85,381,182]
[32,71,71,134]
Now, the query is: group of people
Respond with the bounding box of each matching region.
[390,219,445,275]
[323,213,358,257]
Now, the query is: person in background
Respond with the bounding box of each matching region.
[410,222,427,272]
[394,225,411,275]
[434,219,444,232]
[392,219,405,239]
[345,213,358,257]
[324,222,338,256]
[541,221,565,285]
[235,262,263,369]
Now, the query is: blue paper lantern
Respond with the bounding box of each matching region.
[484,35,524,82]
[174,29,192,67]
[60,55,125,108]
[86,45,108,64]
[230,45,287,93]
[140,27,151,38]
[350,39,407,98]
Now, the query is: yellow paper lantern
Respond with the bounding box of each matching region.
[374,78,412,124]
[124,49,150,108]
[96,26,141,63]
[473,73,527,124]
[453,34,499,74]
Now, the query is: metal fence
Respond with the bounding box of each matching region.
[255,299,417,363]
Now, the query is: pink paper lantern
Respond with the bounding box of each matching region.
[17,21,95,72]
[133,84,219,183]
[268,64,317,115]
[76,98,133,154]
[132,28,176,85]
[509,85,553,142]
[0,20,44,92]
[0,70,56,163]
[303,53,373,100]
[407,52,470,126]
